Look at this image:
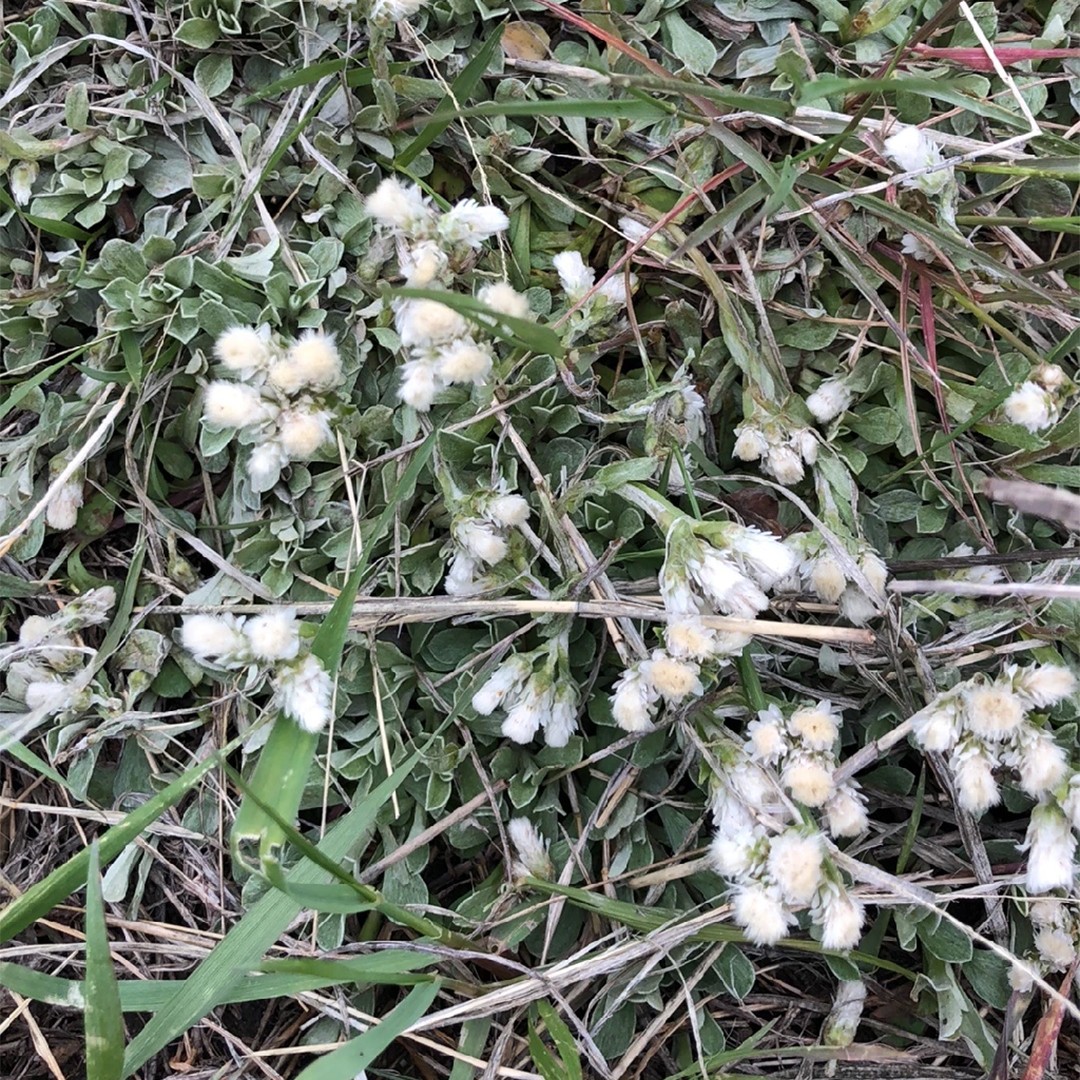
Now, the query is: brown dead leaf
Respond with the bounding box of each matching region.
[501,21,550,62]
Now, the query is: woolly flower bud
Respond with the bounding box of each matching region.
[963,683,1025,741]
[245,608,300,661]
[610,667,657,733]
[275,654,334,734]
[400,240,447,287]
[508,818,553,881]
[782,755,836,807]
[733,426,768,462]
[641,650,703,703]
[19,617,79,670]
[1004,382,1054,432]
[764,444,805,486]
[806,378,853,424]
[214,326,270,372]
[288,332,342,392]
[952,743,1000,816]
[732,884,793,945]
[1035,927,1077,970]
[1016,664,1077,709]
[437,199,509,249]
[1015,729,1069,799]
[901,232,935,262]
[819,888,865,951]
[25,679,75,713]
[883,125,950,194]
[397,299,469,348]
[1023,803,1076,894]
[478,281,531,320]
[398,360,441,412]
[365,177,433,234]
[181,613,249,666]
[553,251,595,300]
[248,439,289,491]
[486,494,530,529]
[545,685,579,748]
[278,407,333,459]
[709,830,759,879]
[767,830,824,904]
[11,160,38,206]
[859,552,889,599]
[689,550,769,619]
[502,682,551,743]
[838,585,879,626]
[444,551,484,597]
[911,700,962,752]
[472,655,532,716]
[46,482,84,530]
[1035,363,1067,391]
[729,527,796,590]
[746,709,789,764]
[665,616,718,660]
[789,701,841,751]
[597,274,629,308]
[810,554,847,604]
[454,519,508,566]
[436,339,493,385]
[825,786,870,838]
[204,381,270,428]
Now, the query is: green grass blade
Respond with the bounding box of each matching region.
[84,843,125,1080]
[533,1001,582,1080]
[294,979,442,1080]
[261,953,436,984]
[0,751,224,944]
[396,25,504,169]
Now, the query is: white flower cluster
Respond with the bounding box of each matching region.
[507,817,554,881]
[472,637,578,747]
[180,609,334,734]
[44,453,85,531]
[708,713,866,950]
[444,483,531,597]
[364,178,517,411]
[805,376,854,425]
[1003,363,1075,433]
[1011,896,1080,989]
[610,649,705,733]
[553,250,635,343]
[2,587,115,716]
[202,326,342,492]
[733,417,818,486]
[783,531,889,625]
[883,125,954,197]
[910,663,1078,894]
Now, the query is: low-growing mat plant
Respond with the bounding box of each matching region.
[1,0,1078,1078]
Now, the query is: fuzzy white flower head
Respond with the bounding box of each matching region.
[365,177,434,234]
[900,232,935,262]
[1014,729,1069,799]
[437,199,509,249]
[597,274,629,308]
[825,786,870,838]
[214,326,270,372]
[1034,363,1067,391]
[275,654,334,734]
[952,742,1000,816]
[25,679,75,713]
[709,829,759,879]
[19,617,79,670]
[809,554,847,603]
[10,160,37,206]
[746,707,789,764]
[789,702,841,751]
[444,551,484,597]
[806,378,853,424]
[502,683,551,743]
[1035,926,1077,970]
[728,527,796,590]
[641,650,704,703]
[782,755,836,807]
[245,608,301,662]
[911,700,962,753]
[398,359,442,412]
[396,298,469,348]
[664,616,718,660]
[46,482,84,530]
[763,444,805,485]
[248,439,289,491]
[1023,803,1077,894]
[478,281,531,320]
[963,683,1026,741]
[278,407,333,459]
[732,884,793,945]
[767,830,824,904]
[689,549,769,618]
[288,332,342,391]
[204,381,270,428]
[545,685,579,748]
[883,125,950,193]
[859,552,889,598]
[619,216,651,243]
[485,493,530,529]
[436,339,493,385]
[553,251,595,301]
[1004,382,1054,432]
[508,818,553,881]
[839,584,881,626]
[181,613,249,666]
[733,425,768,462]
[819,888,865,951]
[400,240,448,287]
[454,518,508,566]
[611,666,657,733]
[1016,664,1077,709]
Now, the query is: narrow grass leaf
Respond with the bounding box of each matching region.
[84,843,125,1080]
[535,1001,583,1080]
[261,953,436,984]
[294,979,441,1080]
